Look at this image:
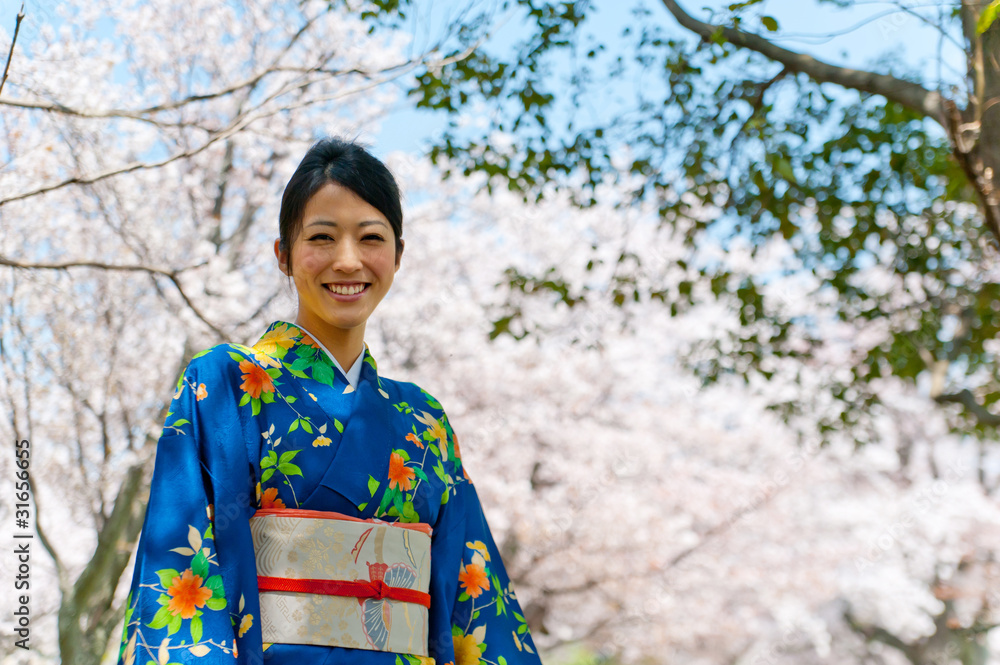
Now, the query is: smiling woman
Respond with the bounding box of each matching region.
[116,138,542,665]
[276,180,402,371]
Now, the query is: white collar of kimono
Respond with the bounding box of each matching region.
[291,323,364,389]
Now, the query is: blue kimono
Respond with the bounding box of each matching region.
[118,321,541,665]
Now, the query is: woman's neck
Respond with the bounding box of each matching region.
[294,317,365,372]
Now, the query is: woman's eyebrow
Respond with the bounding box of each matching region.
[305,220,389,229]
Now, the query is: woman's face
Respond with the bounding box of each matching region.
[275,182,402,341]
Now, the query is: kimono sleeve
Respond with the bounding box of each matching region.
[425,413,543,665]
[118,348,261,664]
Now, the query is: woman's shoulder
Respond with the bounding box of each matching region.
[377,375,450,415]
[176,341,261,384]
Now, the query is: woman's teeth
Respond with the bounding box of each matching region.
[327,284,366,295]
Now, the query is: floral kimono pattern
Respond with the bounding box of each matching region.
[118,321,540,665]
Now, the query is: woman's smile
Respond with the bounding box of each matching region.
[325,282,370,298]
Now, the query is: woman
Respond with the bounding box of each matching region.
[118,138,542,664]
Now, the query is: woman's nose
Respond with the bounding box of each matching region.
[331,238,363,272]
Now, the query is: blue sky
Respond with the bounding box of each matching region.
[370,0,965,154]
[0,0,964,156]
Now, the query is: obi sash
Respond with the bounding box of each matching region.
[249,508,433,655]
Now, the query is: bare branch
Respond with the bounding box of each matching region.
[934,388,1000,427]
[0,255,186,277]
[659,0,947,123]
[0,3,24,98]
[0,52,429,209]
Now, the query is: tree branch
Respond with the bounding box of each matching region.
[659,0,947,123]
[934,388,1000,427]
[0,256,225,338]
[0,3,24,98]
[0,53,426,209]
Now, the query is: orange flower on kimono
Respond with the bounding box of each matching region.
[458,562,490,598]
[238,360,275,399]
[260,487,285,510]
[387,452,415,491]
[195,383,208,401]
[453,634,483,665]
[405,432,424,449]
[166,569,213,619]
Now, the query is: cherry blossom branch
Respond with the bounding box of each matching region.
[0,3,24,98]
[0,256,224,338]
[0,50,435,209]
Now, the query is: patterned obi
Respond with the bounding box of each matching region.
[249,508,433,656]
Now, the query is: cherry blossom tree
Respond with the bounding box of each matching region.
[2,2,1000,665]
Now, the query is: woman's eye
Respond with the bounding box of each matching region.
[309,233,333,241]
[363,234,384,242]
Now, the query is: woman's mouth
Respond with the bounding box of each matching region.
[325,283,370,298]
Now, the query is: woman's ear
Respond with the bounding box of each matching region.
[274,238,290,276]
[394,238,405,272]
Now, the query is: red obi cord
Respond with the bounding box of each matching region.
[258,576,432,609]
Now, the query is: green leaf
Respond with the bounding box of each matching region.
[228,351,244,362]
[301,419,313,433]
[312,362,335,386]
[413,466,429,482]
[238,393,251,407]
[167,612,182,635]
[251,398,261,416]
[157,568,180,589]
[378,487,395,514]
[147,606,173,629]
[279,463,303,477]
[190,615,203,642]
[171,418,190,426]
[335,419,344,433]
[205,574,225,599]
[261,468,275,482]
[760,15,779,31]
[458,591,470,602]
[368,475,380,496]
[278,449,300,465]
[288,418,300,432]
[260,451,277,468]
[978,0,1000,34]
[191,551,209,578]
[206,597,227,611]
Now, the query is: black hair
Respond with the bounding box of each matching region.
[278,137,403,275]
